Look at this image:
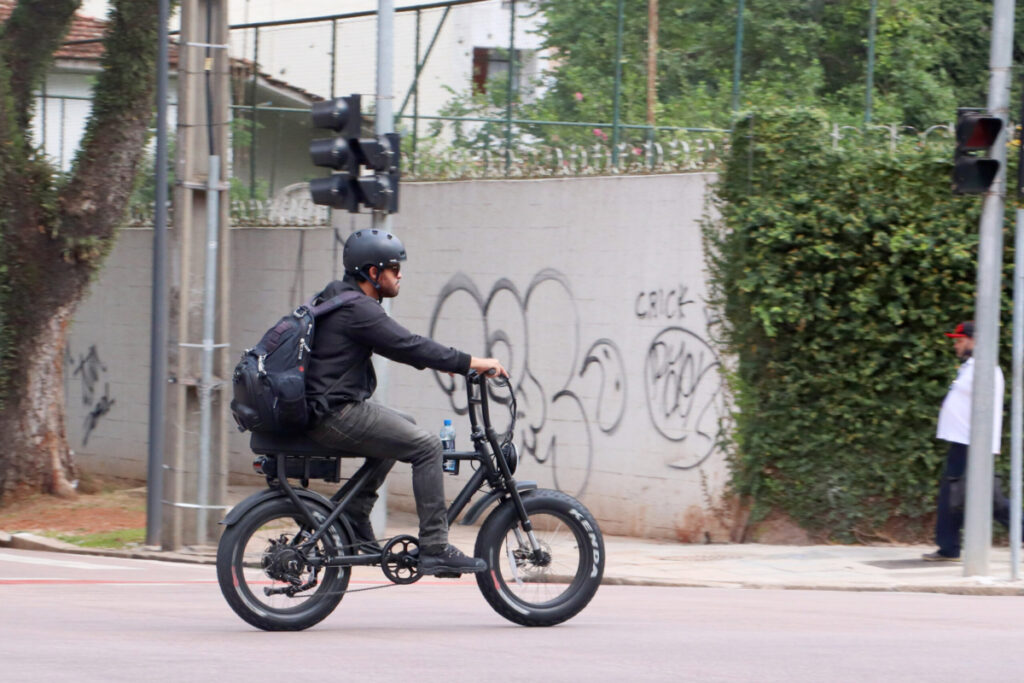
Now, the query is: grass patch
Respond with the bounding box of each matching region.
[46,528,147,549]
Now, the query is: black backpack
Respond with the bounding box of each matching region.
[230,290,361,434]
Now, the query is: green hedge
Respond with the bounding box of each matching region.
[703,108,1015,541]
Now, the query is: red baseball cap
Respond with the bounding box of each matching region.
[944,321,974,339]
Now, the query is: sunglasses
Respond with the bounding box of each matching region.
[384,263,401,274]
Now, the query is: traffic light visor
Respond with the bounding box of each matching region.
[956,113,1002,151]
[311,95,362,138]
[952,157,1000,194]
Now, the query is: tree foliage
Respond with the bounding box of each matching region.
[703,108,1016,540]
[0,0,163,500]
[525,0,1024,133]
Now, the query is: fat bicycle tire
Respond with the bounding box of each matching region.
[216,497,351,631]
[474,489,604,627]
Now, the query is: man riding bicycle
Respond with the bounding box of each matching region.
[305,228,507,576]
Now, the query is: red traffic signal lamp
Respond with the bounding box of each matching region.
[952,110,1003,194]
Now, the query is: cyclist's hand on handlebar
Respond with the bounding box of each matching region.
[469,356,509,379]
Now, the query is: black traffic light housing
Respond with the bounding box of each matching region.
[952,109,1003,194]
[308,93,400,214]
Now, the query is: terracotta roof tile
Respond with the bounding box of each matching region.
[0,1,315,101]
[0,0,108,60]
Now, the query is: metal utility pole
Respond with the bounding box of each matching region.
[963,0,1015,577]
[166,0,232,550]
[1010,74,1024,581]
[146,0,171,547]
[369,0,395,535]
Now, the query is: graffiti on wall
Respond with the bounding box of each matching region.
[69,344,116,446]
[636,283,726,470]
[429,270,626,497]
[644,327,725,470]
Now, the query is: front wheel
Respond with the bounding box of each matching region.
[216,497,351,631]
[474,489,604,626]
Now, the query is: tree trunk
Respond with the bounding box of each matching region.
[0,0,162,504]
[0,305,78,500]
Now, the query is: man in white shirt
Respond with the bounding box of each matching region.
[924,320,1009,561]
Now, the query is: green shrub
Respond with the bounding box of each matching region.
[703,107,1015,541]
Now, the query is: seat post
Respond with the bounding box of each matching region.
[304,459,393,547]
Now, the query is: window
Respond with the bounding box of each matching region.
[472,47,526,95]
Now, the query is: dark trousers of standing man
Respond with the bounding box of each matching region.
[308,401,448,551]
[934,441,1011,558]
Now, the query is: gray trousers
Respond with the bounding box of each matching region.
[308,400,448,551]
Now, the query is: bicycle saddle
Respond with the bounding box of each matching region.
[249,431,357,458]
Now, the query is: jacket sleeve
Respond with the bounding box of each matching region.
[345,298,472,374]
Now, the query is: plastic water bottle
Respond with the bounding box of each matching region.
[440,419,456,452]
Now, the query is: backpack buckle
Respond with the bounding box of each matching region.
[257,354,267,376]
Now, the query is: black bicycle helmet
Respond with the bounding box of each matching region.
[343,229,407,284]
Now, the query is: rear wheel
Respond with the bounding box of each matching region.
[474,489,604,626]
[216,497,350,631]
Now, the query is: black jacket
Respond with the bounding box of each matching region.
[305,278,471,417]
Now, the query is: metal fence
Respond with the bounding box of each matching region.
[39,0,921,225]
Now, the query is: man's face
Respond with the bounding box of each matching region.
[953,336,974,361]
[374,263,402,299]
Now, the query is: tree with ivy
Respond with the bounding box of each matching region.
[0,0,163,501]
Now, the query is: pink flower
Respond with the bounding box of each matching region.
[574,91,584,101]
[593,128,607,140]
[632,147,643,155]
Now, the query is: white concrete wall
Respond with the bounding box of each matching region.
[66,172,731,541]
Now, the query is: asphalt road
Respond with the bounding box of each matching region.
[2,548,1023,683]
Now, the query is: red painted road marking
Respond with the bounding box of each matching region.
[0,578,474,586]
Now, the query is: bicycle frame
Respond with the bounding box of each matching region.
[264,372,543,569]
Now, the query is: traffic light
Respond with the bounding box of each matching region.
[309,94,362,212]
[308,94,400,214]
[354,133,400,214]
[952,109,1003,194]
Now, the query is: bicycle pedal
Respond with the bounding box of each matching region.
[433,571,463,579]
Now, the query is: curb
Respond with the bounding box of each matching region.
[4,529,1024,596]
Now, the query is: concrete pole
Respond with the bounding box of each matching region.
[370,0,395,535]
[963,0,1015,577]
[167,0,231,550]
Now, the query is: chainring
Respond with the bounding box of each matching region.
[380,534,422,585]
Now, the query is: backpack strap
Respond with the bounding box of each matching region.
[305,289,362,318]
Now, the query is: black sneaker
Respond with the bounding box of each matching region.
[922,551,960,562]
[419,544,487,575]
[348,516,382,554]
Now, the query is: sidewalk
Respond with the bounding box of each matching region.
[3,488,1024,596]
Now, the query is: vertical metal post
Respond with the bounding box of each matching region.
[963,0,1015,578]
[611,0,625,168]
[196,154,221,545]
[1013,207,1023,580]
[249,27,259,198]
[248,28,260,198]
[647,126,655,170]
[330,19,337,99]
[505,0,517,176]
[731,0,745,112]
[865,0,877,124]
[646,0,658,128]
[371,0,396,534]
[146,0,171,548]
[412,9,421,174]
[1011,72,1024,581]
